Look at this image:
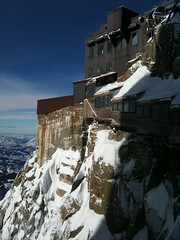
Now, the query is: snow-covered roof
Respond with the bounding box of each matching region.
[113,65,180,108]
[94,81,124,96]
[88,72,117,84]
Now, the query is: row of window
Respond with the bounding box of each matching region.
[94,97,180,125]
[89,32,138,59]
[95,95,112,108]
[89,42,112,59]
[88,63,112,76]
[136,104,169,120]
[112,100,136,113]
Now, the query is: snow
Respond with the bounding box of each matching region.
[113,64,180,106]
[88,72,116,84]
[94,81,124,96]
[144,182,174,237]
[92,129,127,172]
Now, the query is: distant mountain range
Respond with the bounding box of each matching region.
[0,135,36,200]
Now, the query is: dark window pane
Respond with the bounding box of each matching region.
[144,106,151,118]
[117,102,123,112]
[121,38,127,50]
[107,94,112,107]
[136,107,143,118]
[129,100,136,112]
[106,62,112,71]
[95,97,101,108]
[97,65,103,74]
[88,67,93,76]
[97,44,104,55]
[100,96,103,107]
[160,104,169,120]
[89,47,94,58]
[107,42,112,52]
[112,103,118,112]
[123,101,129,112]
[170,111,180,125]
[132,32,138,46]
[152,105,160,119]
[104,95,108,107]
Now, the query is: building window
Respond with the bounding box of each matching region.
[95,97,100,108]
[97,65,103,74]
[106,62,112,71]
[123,101,129,112]
[97,44,104,55]
[152,104,169,120]
[143,106,151,118]
[170,111,180,125]
[129,99,136,112]
[107,42,112,52]
[116,37,127,51]
[132,32,138,46]
[107,94,112,107]
[88,67,93,76]
[152,105,160,119]
[87,83,95,98]
[136,106,143,118]
[136,105,151,118]
[117,102,123,112]
[160,104,169,120]
[112,103,118,112]
[89,46,94,58]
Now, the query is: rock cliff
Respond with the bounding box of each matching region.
[36,104,83,167]
[0,123,179,240]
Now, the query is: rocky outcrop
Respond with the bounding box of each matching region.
[0,123,179,240]
[142,10,180,79]
[36,104,83,166]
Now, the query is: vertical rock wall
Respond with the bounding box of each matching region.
[36,104,83,166]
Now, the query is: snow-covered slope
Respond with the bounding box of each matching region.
[0,123,179,240]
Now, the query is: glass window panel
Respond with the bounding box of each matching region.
[97,65,103,74]
[103,95,108,107]
[97,44,104,55]
[95,97,100,108]
[160,104,169,120]
[136,107,143,118]
[106,63,112,71]
[143,106,151,118]
[121,38,127,50]
[88,67,93,76]
[170,111,179,125]
[117,102,123,112]
[116,39,121,51]
[132,32,138,46]
[100,96,103,107]
[107,94,112,107]
[152,105,160,119]
[112,103,118,112]
[123,101,129,112]
[107,42,112,52]
[129,100,136,112]
[89,47,94,58]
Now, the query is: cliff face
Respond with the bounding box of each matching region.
[36,104,83,166]
[0,123,179,240]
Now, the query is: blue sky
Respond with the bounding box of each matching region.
[0,0,161,137]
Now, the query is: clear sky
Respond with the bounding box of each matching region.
[0,0,162,137]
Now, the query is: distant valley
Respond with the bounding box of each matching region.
[0,135,36,200]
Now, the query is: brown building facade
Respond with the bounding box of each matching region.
[84,6,149,79]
